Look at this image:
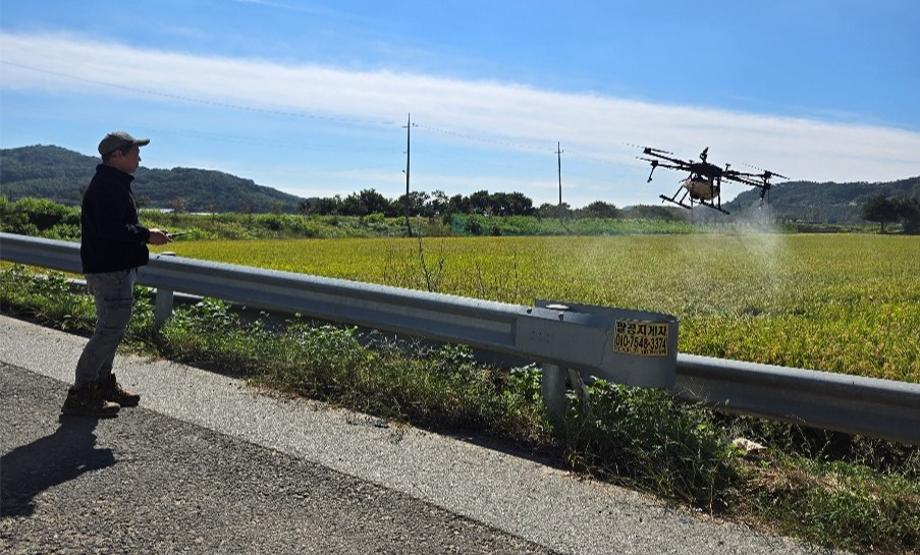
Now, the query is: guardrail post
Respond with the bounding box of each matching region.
[541,363,567,421]
[154,252,176,329]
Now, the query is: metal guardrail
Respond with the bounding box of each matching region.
[673,355,920,445]
[0,233,678,405]
[2,232,919,445]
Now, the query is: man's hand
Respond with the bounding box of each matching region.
[148,229,171,245]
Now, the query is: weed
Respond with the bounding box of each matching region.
[562,380,739,510]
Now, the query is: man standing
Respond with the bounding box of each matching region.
[61,131,170,417]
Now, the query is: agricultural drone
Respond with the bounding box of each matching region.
[638,146,787,214]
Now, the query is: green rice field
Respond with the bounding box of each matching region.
[156,233,920,383]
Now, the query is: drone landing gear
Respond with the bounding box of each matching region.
[659,192,730,215]
[697,200,730,215]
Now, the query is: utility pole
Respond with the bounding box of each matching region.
[556,141,564,207]
[402,113,418,237]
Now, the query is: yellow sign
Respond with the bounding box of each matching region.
[613,320,669,357]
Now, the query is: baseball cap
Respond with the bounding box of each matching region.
[98,131,150,157]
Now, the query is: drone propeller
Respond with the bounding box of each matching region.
[762,170,789,181]
[626,142,674,154]
[631,144,674,156]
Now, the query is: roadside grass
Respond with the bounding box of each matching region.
[740,454,920,552]
[2,265,918,553]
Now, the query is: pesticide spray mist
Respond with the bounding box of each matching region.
[685,202,790,317]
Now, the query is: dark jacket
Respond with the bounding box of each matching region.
[80,164,151,274]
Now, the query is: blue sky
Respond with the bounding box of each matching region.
[2,0,919,207]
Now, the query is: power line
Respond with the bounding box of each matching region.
[415,123,556,154]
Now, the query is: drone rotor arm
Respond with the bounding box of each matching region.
[638,159,686,171]
[638,156,688,183]
[638,149,688,167]
[726,170,761,178]
[722,174,763,188]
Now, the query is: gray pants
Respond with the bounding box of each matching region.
[74,268,137,388]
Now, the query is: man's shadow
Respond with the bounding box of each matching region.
[1,416,116,517]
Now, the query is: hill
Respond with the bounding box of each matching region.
[723,176,920,223]
[0,145,305,213]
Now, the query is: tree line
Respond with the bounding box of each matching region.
[298,188,642,219]
[862,195,920,233]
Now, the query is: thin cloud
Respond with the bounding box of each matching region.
[2,31,919,184]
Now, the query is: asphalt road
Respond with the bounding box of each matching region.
[0,315,834,554]
[1,363,553,554]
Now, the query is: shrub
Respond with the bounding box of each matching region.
[562,380,739,508]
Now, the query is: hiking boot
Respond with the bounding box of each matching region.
[61,385,120,418]
[99,374,140,407]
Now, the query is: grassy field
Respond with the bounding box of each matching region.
[156,233,920,383]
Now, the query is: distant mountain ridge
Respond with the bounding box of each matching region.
[0,145,305,213]
[723,177,920,223]
[2,145,917,221]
